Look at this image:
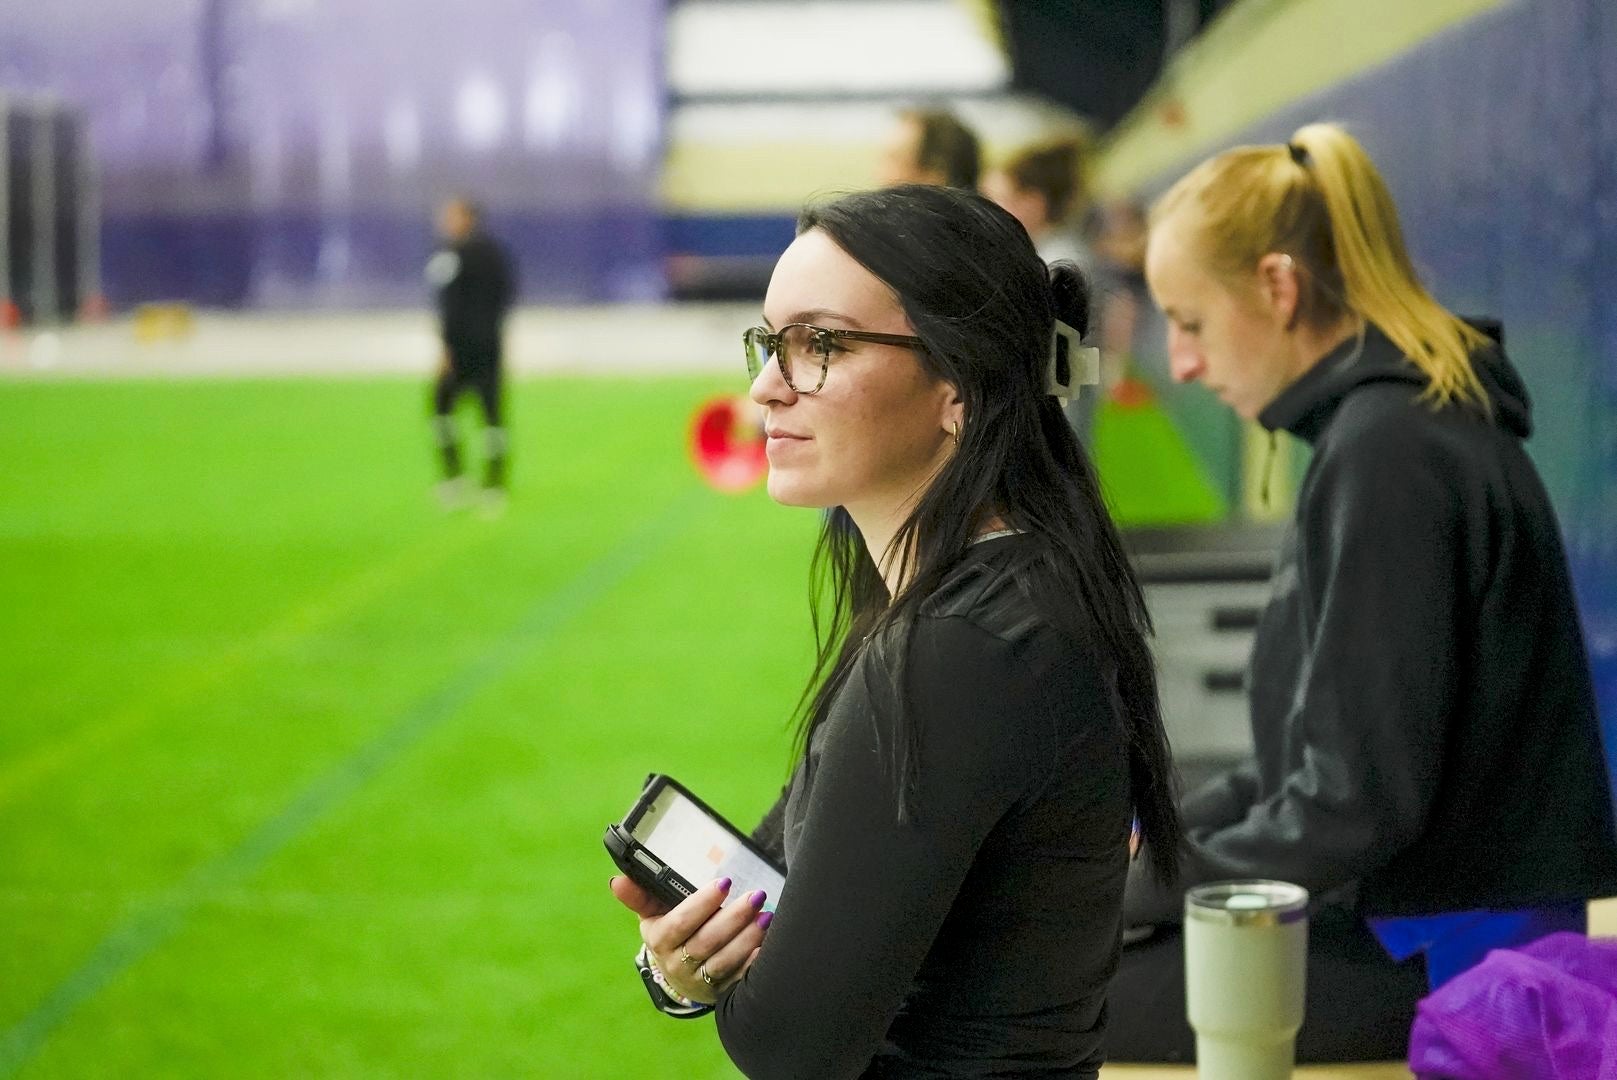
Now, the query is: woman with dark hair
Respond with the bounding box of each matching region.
[609,184,1180,1078]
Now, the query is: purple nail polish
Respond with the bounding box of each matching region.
[757,912,774,930]
[717,877,733,892]
[749,890,767,910]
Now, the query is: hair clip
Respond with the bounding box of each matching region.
[1047,319,1099,405]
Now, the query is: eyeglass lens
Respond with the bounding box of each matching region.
[744,326,830,391]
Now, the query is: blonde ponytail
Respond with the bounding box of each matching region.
[1288,124,1489,411]
[1152,122,1491,412]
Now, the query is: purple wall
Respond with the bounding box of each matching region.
[0,0,667,307]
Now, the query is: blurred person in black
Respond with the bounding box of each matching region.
[426,196,515,512]
[876,107,981,191]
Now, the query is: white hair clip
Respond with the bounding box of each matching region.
[1047,319,1099,405]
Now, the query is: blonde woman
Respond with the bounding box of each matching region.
[1107,123,1617,1063]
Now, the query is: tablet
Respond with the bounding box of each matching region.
[605,774,785,913]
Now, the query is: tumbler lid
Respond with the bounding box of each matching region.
[1185,880,1309,926]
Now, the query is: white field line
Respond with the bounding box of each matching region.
[0,303,758,380]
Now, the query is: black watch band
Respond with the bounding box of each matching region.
[635,955,714,1019]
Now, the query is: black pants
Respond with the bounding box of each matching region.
[1105,905,1429,1064]
[431,362,506,488]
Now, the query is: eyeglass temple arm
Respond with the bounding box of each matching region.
[834,328,926,350]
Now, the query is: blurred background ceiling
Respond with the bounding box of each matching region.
[999,0,1238,131]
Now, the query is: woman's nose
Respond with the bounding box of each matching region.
[1168,351,1206,384]
[749,353,796,406]
[1166,328,1206,384]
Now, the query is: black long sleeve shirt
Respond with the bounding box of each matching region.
[1124,323,1617,925]
[432,230,514,362]
[720,535,1132,1079]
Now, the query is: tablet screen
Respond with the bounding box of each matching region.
[631,784,783,912]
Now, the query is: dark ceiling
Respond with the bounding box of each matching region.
[997,0,1236,131]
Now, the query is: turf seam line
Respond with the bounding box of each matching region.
[0,489,705,1075]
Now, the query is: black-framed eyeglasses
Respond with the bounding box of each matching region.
[742,323,926,395]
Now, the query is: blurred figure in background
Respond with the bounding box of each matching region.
[984,137,1099,440]
[982,136,1093,272]
[877,107,981,190]
[426,196,516,513]
[1093,199,1148,289]
[1090,199,1156,406]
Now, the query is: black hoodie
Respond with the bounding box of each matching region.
[1124,322,1617,924]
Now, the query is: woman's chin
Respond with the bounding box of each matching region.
[766,472,831,509]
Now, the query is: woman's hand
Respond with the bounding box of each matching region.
[609,875,773,1003]
[609,875,672,919]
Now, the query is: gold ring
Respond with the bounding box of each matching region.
[700,965,720,987]
[678,946,698,967]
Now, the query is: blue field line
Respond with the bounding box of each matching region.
[0,489,707,1076]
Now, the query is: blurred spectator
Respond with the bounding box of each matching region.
[982,136,1093,272]
[1090,199,1156,404]
[877,108,981,190]
[985,137,1101,441]
[426,197,516,514]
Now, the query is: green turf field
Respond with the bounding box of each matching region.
[0,376,1222,1078]
[0,377,823,1078]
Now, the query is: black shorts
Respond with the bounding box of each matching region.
[433,363,502,426]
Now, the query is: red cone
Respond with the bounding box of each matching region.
[689,396,767,492]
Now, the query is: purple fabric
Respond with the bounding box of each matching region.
[1409,933,1617,1079]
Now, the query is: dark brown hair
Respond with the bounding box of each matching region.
[901,108,982,190]
[1002,137,1087,223]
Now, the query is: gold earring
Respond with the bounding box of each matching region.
[950,420,961,445]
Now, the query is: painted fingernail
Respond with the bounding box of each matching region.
[757,912,774,930]
[716,877,733,892]
[749,890,767,909]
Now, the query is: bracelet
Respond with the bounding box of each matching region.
[640,945,700,1008]
[634,944,713,1018]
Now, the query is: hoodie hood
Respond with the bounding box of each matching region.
[1258,319,1532,444]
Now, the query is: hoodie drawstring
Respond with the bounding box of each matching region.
[1259,431,1279,511]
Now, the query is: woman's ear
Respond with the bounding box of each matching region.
[1257,252,1301,329]
[940,383,965,439]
